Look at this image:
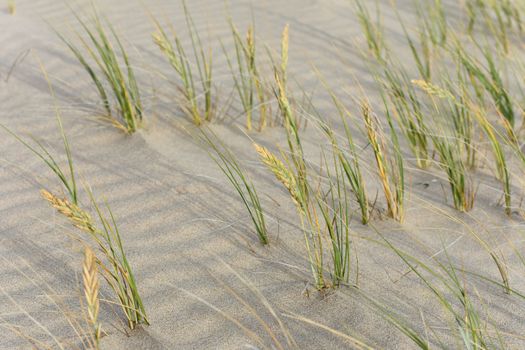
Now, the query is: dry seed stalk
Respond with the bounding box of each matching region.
[362,104,396,219]
[41,189,96,234]
[83,247,101,348]
[254,144,301,209]
[41,189,148,329]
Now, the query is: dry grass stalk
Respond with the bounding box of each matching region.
[362,102,404,221]
[83,247,101,349]
[41,189,95,233]
[40,189,148,329]
[254,144,301,209]
[226,21,269,131]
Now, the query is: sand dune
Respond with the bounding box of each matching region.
[1,0,525,349]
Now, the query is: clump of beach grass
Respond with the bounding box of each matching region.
[257,60,361,287]
[354,0,386,62]
[2,71,147,328]
[56,9,143,134]
[380,66,431,169]
[466,0,522,54]
[255,143,326,288]
[415,78,511,214]
[152,1,214,126]
[431,131,476,212]
[361,101,405,222]
[318,149,353,286]
[455,41,515,127]
[201,130,269,245]
[0,256,101,349]
[319,85,369,224]
[41,188,149,329]
[225,20,269,131]
[323,123,369,225]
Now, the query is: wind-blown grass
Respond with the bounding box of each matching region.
[380,66,430,169]
[321,84,370,224]
[255,143,325,288]
[455,42,515,127]
[3,99,147,328]
[318,150,353,286]
[415,78,511,215]
[354,0,386,62]
[152,1,213,126]
[466,0,522,54]
[201,130,269,245]
[377,233,498,349]
[41,188,149,329]
[361,101,405,222]
[431,133,476,212]
[225,20,269,131]
[57,10,143,133]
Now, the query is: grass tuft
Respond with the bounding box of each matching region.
[152,1,214,126]
[225,20,269,131]
[361,101,405,222]
[202,131,269,245]
[57,9,143,133]
[41,188,149,329]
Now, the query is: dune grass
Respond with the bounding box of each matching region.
[152,1,213,126]
[4,0,525,347]
[361,101,405,222]
[466,0,522,54]
[455,42,515,127]
[354,0,386,62]
[318,150,353,286]
[380,66,430,169]
[415,78,512,215]
[316,78,370,224]
[82,247,101,349]
[41,188,149,329]
[0,256,100,350]
[3,102,147,329]
[378,234,497,349]
[415,0,448,47]
[57,10,143,134]
[255,143,326,288]
[431,130,476,212]
[201,130,269,245]
[225,20,269,131]
[323,122,369,225]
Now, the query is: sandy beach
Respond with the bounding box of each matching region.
[1,0,525,349]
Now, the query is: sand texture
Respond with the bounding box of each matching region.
[1,0,525,349]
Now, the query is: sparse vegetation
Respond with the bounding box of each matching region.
[202,130,269,245]
[153,1,214,126]
[57,10,143,133]
[225,20,269,131]
[3,0,525,349]
[362,101,405,222]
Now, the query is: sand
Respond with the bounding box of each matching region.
[1,0,525,349]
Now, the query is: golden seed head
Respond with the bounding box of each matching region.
[254,144,302,208]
